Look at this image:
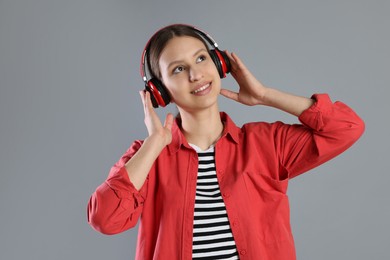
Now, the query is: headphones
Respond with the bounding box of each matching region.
[140,24,231,108]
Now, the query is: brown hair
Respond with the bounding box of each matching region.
[146,24,209,79]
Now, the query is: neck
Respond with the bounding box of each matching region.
[178,106,224,151]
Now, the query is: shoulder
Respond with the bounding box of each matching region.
[240,120,291,138]
[221,111,291,140]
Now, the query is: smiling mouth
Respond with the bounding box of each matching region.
[191,83,211,94]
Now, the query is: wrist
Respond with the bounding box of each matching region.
[256,86,272,106]
[144,133,169,151]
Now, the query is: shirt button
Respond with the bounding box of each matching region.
[240,249,247,255]
[232,220,239,227]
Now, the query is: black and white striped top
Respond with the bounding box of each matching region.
[190,144,239,260]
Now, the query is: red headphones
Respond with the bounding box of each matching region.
[140,24,231,108]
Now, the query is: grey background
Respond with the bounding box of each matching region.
[0,0,388,259]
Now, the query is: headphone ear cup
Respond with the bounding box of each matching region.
[209,49,231,78]
[146,78,171,108]
[218,50,231,74]
[209,50,223,78]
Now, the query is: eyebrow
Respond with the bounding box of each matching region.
[166,48,208,70]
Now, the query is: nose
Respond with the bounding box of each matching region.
[189,67,203,82]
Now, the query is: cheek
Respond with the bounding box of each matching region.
[206,60,221,79]
[160,74,175,92]
[161,79,184,102]
[213,78,222,92]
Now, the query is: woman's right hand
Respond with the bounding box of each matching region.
[139,90,174,148]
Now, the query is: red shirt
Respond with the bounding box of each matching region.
[87,94,364,259]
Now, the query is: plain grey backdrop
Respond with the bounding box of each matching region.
[0,0,388,259]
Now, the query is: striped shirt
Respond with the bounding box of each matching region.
[190,144,239,260]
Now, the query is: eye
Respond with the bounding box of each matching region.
[196,55,207,63]
[173,66,185,74]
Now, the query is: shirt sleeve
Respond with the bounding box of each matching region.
[87,140,148,235]
[276,93,365,179]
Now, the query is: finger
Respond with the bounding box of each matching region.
[139,90,145,101]
[225,51,238,69]
[220,89,239,102]
[225,50,236,63]
[139,90,147,114]
[140,91,155,118]
[146,91,156,111]
[230,52,246,69]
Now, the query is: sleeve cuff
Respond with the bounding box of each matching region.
[298,93,333,131]
[105,166,146,206]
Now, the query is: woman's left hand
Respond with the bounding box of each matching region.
[220,51,268,106]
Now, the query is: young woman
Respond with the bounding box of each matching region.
[87,24,365,260]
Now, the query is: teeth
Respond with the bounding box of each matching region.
[193,84,210,93]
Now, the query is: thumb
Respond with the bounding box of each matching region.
[164,113,174,131]
[220,88,239,102]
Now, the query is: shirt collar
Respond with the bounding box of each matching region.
[167,112,240,155]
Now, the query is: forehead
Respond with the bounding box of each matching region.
[159,36,207,64]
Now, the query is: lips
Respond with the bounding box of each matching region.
[191,83,211,94]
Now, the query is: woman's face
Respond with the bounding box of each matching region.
[159,36,221,112]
